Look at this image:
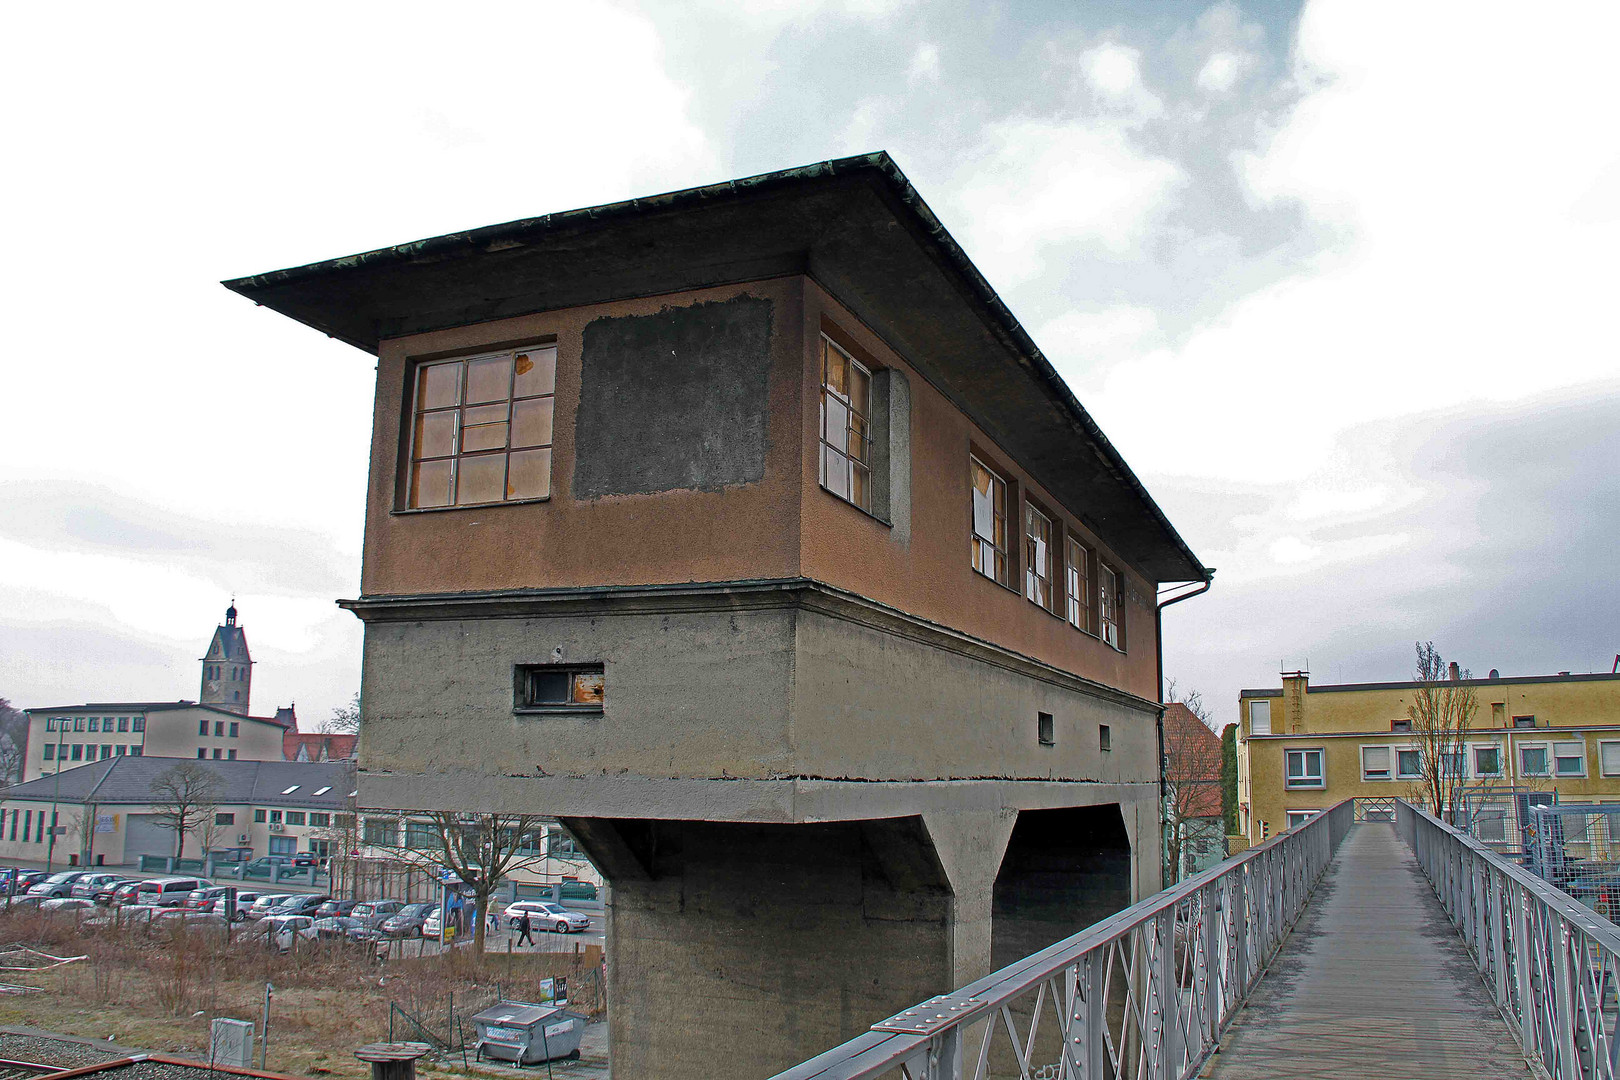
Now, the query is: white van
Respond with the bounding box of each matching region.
[134,877,208,907]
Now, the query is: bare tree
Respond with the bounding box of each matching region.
[0,697,27,792]
[1406,641,1480,822]
[376,811,547,951]
[149,763,226,858]
[327,692,361,735]
[1163,684,1226,882]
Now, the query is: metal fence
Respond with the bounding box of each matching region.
[769,799,1357,1080]
[1399,798,1620,1079]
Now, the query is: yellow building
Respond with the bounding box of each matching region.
[1237,669,1620,842]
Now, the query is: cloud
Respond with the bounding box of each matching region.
[908,42,941,82]
[1197,51,1249,94]
[1080,43,1164,119]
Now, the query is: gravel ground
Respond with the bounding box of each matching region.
[0,1028,142,1068]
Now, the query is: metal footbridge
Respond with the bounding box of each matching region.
[772,800,1620,1080]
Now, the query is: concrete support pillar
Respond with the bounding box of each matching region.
[923,809,1016,987]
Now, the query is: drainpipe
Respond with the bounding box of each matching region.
[1156,573,1215,886]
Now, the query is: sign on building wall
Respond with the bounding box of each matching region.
[95,814,115,834]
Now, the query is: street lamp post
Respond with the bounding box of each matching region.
[45,722,67,872]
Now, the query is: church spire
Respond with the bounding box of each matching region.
[200,601,252,715]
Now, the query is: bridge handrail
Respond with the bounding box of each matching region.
[770,799,1364,1080]
[1398,798,1620,1080]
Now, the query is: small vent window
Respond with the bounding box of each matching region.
[1099,725,1112,752]
[516,664,606,711]
[1037,712,1054,747]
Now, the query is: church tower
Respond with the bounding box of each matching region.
[200,602,252,715]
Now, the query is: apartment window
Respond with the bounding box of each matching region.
[547,827,580,857]
[100,745,111,760]
[1601,742,1620,777]
[1555,742,1586,777]
[285,811,306,826]
[1248,700,1272,736]
[131,746,141,756]
[229,722,239,738]
[214,721,224,736]
[516,664,606,711]
[71,745,83,761]
[227,749,237,760]
[116,746,126,756]
[212,748,222,759]
[970,455,1009,585]
[74,717,85,731]
[1285,748,1325,789]
[1520,745,1550,776]
[407,345,556,508]
[269,811,283,824]
[1037,712,1054,746]
[406,820,438,849]
[1361,745,1392,780]
[117,717,129,732]
[1285,810,1320,828]
[363,818,395,845]
[1099,564,1125,650]
[1391,719,1412,733]
[43,744,54,761]
[46,718,56,732]
[1099,724,1112,752]
[1513,715,1537,729]
[23,811,32,842]
[254,809,267,823]
[197,749,207,759]
[132,717,145,732]
[88,717,99,732]
[1473,746,1502,777]
[309,812,331,827]
[1439,751,1465,778]
[1024,504,1055,611]
[1066,537,1093,632]
[818,336,873,510]
[215,813,235,826]
[199,720,209,737]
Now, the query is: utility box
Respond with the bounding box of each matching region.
[211,1018,254,1069]
[471,1002,587,1065]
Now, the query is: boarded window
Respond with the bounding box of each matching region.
[406,345,557,508]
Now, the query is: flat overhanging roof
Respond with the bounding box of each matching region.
[223,152,1209,585]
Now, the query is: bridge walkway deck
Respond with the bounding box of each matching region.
[1204,822,1532,1080]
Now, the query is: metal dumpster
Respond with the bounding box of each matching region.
[471,1002,588,1065]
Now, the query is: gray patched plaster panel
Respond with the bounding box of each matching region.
[573,295,774,497]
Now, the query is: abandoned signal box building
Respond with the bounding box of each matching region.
[227,153,1210,1079]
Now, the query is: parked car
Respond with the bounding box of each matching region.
[351,900,404,927]
[7,871,51,893]
[379,903,435,937]
[245,894,296,920]
[151,908,228,933]
[260,914,316,949]
[210,891,262,920]
[314,899,357,918]
[502,901,591,934]
[39,897,95,912]
[29,871,92,898]
[554,880,599,903]
[91,878,140,905]
[130,877,209,907]
[422,909,447,939]
[267,894,328,917]
[309,916,381,943]
[70,873,127,900]
[183,886,231,910]
[106,881,144,905]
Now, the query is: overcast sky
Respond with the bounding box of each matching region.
[2,1,1615,732]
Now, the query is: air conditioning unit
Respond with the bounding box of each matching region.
[268,823,285,833]
[237,834,248,844]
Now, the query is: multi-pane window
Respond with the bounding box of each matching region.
[362,817,394,845]
[255,809,268,823]
[1099,564,1124,649]
[199,720,209,736]
[132,717,145,732]
[117,717,129,732]
[1520,745,1550,776]
[517,664,605,710]
[88,718,99,732]
[1473,746,1502,777]
[1555,742,1586,777]
[1285,748,1325,788]
[407,345,557,508]
[1024,505,1053,610]
[43,744,54,761]
[1285,809,1319,828]
[406,820,439,850]
[309,813,331,828]
[970,456,1008,584]
[1361,745,1392,780]
[229,722,239,737]
[1066,537,1092,632]
[71,745,83,761]
[818,337,872,510]
[285,811,307,826]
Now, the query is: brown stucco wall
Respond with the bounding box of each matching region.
[798,282,1160,701]
[360,278,808,597]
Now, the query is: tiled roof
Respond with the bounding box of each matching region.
[3,757,355,810]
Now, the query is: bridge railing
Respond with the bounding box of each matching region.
[769,799,1360,1080]
[1399,799,1620,1080]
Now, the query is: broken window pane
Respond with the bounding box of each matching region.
[511,397,554,449]
[571,672,605,705]
[507,448,552,500]
[513,346,557,398]
[465,355,512,404]
[411,459,453,508]
[824,444,849,499]
[455,454,505,505]
[417,362,460,410]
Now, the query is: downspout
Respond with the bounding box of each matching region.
[1156,574,1215,885]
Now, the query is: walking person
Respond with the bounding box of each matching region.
[516,909,534,947]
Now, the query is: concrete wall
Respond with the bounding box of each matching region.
[355,596,1159,788]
